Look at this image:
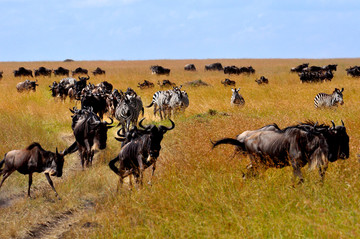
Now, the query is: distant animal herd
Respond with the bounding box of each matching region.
[0,61,355,198]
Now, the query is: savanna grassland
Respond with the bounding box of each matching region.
[0,58,359,238]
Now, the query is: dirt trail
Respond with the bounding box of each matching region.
[20,199,96,239]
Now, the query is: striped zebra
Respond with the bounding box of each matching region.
[314,88,344,108]
[115,91,144,132]
[146,90,171,120]
[231,88,245,106]
[167,86,189,117]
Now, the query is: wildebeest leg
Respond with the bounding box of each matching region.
[138,165,144,187]
[85,141,92,167]
[28,173,33,197]
[0,170,15,190]
[148,162,156,185]
[45,173,60,198]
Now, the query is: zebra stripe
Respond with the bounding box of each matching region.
[314,88,344,108]
[147,90,171,119]
[115,93,143,132]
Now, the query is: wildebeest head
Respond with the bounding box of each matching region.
[139,118,175,161]
[42,147,66,177]
[329,120,349,160]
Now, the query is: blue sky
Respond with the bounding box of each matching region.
[1,0,359,61]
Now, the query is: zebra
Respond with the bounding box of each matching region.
[314,88,344,108]
[231,88,245,106]
[167,86,189,117]
[115,90,144,132]
[146,90,171,120]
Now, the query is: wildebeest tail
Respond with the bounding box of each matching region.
[109,157,120,175]
[0,154,6,175]
[211,138,244,149]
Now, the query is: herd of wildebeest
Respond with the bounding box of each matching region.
[0,61,356,198]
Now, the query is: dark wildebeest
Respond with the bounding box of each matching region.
[205,62,223,71]
[290,63,309,73]
[34,67,52,77]
[0,71,3,79]
[72,67,88,76]
[137,80,155,89]
[92,67,106,76]
[109,119,175,189]
[53,67,70,77]
[70,108,113,168]
[221,78,236,86]
[322,64,337,72]
[14,67,33,77]
[212,120,349,183]
[255,76,269,85]
[224,66,240,75]
[184,64,196,71]
[212,124,329,183]
[0,142,69,198]
[157,79,176,88]
[150,65,171,75]
[346,66,360,77]
[80,93,108,120]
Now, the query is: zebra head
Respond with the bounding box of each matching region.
[332,88,344,106]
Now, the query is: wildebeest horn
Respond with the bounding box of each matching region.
[116,128,125,137]
[138,118,146,129]
[341,119,345,126]
[331,120,336,129]
[104,117,113,125]
[159,119,175,133]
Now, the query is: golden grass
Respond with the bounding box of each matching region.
[0,59,359,238]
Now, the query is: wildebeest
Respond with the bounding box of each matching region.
[346,66,360,77]
[157,79,176,88]
[70,108,114,168]
[221,78,236,86]
[109,119,175,188]
[314,88,344,108]
[205,63,223,71]
[92,67,106,76]
[322,64,337,72]
[290,63,309,73]
[211,120,349,183]
[137,80,154,89]
[16,79,38,92]
[184,64,196,71]
[14,67,33,77]
[150,65,171,75]
[0,142,68,198]
[231,88,245,106]
[0,71,3,79]
[239,66,255,74]
[255,76,269,85]
[72,67,88,76]
[53,67,70,77]
[34,67,52,77]
[224,66,240,75]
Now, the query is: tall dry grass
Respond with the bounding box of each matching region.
[0,59,359,238]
